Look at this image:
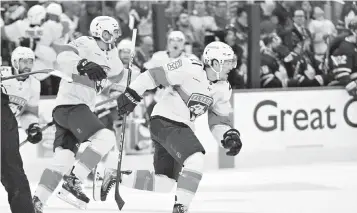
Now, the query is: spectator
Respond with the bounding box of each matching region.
[300,1,313,24]
[189,0,218,45]
[58,1,81,43]
[214,1,228,30]
[233,7,248,45]
[77,1,101,36]
[284,8,312,54]
[165,0,184,28]
[273,1,295,41]
[232,7,249,60]
[309,6,337,60]
[115,1,133,40]
[260,33,286,88]
[176,11,195,44]
[224,26,245,89]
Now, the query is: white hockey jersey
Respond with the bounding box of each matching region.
[130,57,233,136]
[1,67,41,128]
[56,36,124,110]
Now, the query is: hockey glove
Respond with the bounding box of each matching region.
[117,87,142,116]
[26,123,43,144]
[345,80,357,97]
[77,59,107,81]
[221,129,242,156]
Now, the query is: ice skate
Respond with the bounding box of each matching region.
[57,174,90,209]
[100,168,116,201]
[93,167,132,201]
[32,196,43,213]
[173,203,188,213]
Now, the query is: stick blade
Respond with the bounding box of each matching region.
[115,186,125,210]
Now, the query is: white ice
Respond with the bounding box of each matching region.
[1,161,357,213]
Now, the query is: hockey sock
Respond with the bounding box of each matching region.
[175,152,204,207]
[121,170,176,192]
[34,148,75,204]
[72,129,115,182]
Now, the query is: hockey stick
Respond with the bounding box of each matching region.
[115,28,137,210]
[1,69,73,82]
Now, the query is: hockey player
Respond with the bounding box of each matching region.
[2,46,42,142]
[136,31,198,150]
[114,41,243,213]
[1,46,43,213]
[32,16,124,212]
[330,17,357,96]
[260,33,285,88]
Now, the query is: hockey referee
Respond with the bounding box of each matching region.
[1,86,35,213]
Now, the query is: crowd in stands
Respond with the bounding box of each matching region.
[1,0,356,94]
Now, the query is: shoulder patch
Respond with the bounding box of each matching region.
[167,59,182,71]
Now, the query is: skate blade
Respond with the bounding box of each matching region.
[57,188,88,210]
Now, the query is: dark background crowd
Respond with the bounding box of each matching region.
[1,0,356,94]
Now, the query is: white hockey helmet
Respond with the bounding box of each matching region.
[203,41,237,78]
[27,5,47,26]
[168,31,186,42]
[90,16,121,44]
[117,39,133,51]
[46,3,62,16]
[11,46,35,70]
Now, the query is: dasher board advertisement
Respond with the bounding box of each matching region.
[233,88,357,152]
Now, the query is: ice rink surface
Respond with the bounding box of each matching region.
[1,162,357,213]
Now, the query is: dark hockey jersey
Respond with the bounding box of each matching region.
[260,52,283,88]
[330,39,357,85]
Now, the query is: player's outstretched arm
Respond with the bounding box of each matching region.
[208,86,242,156]
[116,58,189,116]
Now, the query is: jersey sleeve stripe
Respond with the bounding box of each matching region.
[335,72,350,80]
[148,67,171,87]
[207,109,233,130]
[332,67,352,73]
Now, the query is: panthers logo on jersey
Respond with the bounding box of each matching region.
[8,95,27,117]
[187,93,213,121]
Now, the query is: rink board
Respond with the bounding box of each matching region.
[232,87,357,168]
